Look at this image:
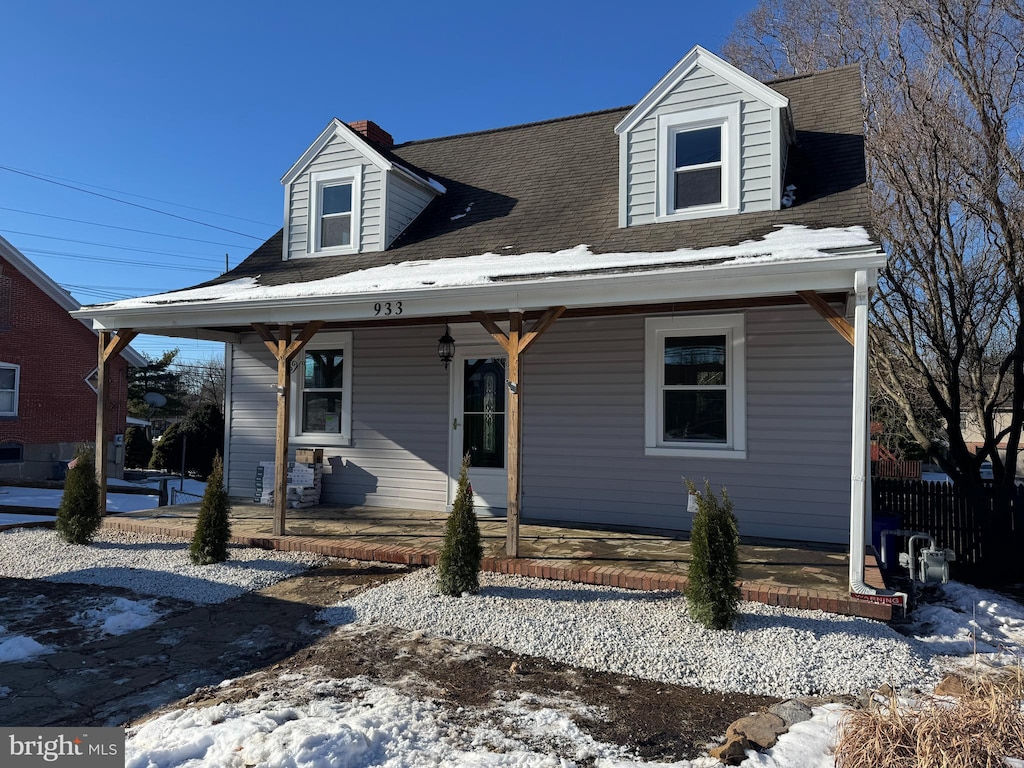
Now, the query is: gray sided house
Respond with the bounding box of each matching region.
[75,47,887,596]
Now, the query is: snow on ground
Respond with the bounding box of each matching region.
[0,476,206,525]
[905,580,1024,663]
[70,596,164,636]
[0,528,325,603]
[0,627,51,663]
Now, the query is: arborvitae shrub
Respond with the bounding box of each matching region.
[56,446,102,545]
[437,454,483,596]
[124,425,152,469]
[189,453,231,565]
[685,478,741,630]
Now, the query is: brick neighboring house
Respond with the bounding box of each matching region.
[0,234,145,480]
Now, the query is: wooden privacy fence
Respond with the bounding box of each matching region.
[871,459,922,479]
[872,478,1024,584]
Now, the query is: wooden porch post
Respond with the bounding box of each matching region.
[252,321,324,536]
[472,306,565,556]
[96,331,111,515]
[94,329,138,515]
[506,313,523,557]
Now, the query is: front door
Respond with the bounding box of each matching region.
[450,349,508,513]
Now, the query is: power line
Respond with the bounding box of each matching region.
[22,247,220,273]
[0,205,252,248]
[0,165,275,228]
[0,164,266,240]
[0,228,228,262]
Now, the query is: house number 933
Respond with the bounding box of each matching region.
[373,301,403,316]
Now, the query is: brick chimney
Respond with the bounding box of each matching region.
[348,120,394,149]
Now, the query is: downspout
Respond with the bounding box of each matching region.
[849,269,876,595]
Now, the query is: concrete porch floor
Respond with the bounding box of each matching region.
[100,501,892,620]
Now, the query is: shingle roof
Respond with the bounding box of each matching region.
[213,65,869,290]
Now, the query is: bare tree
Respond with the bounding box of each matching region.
[725,1,1024,508]
[178,355,226,411]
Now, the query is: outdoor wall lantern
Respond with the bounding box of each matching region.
[437,324,456,369]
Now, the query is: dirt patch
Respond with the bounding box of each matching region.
[140,568,779,762]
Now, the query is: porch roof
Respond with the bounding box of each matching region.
[73,224,883,335]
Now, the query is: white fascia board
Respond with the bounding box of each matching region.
[615,45,789,136]
[392,161,445,197]
[280,118,393,186]
[76,249,884,332]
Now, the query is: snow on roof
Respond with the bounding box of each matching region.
[94,225,874,311]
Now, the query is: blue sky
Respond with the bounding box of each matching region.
[0,0,756,365]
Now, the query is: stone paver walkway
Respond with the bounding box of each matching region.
[0,561,405,727]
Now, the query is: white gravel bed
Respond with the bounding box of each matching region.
[320,568,935,698]
[0,528,327,604]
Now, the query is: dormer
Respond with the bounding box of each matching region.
[615,45,793,227]
[280,119,443,261]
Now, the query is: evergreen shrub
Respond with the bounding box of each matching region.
[437,454,483,596]
[124,425,152,469]
[189,453,231,565]
[56,446,102,545]
[685,478,741,630]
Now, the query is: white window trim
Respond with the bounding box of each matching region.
[290,331,353,446]
[0,362,20,417]
[307,167,362,256]
[655,103,740,222]
[644,315,746,459]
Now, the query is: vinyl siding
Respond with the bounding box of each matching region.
[286,133,383,259]
[226,325,450,510]
[225,307,853,544]
[625,64,778,225]
[386,173,435,246]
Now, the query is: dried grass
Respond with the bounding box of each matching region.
[834,669,1024,768]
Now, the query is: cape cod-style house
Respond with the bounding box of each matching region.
[74,47,890,602]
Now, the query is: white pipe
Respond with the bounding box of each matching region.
[849,269,876,595]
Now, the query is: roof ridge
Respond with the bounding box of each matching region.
[765,62,862,86]
[392,105,633,148]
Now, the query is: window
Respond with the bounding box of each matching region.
[308,167,361,255]
[0,363,19,417]
[673,126,722,209]
[0,442,22,462]
[290,332,352,443]
[644,316,745,458]
[656,104,740,221]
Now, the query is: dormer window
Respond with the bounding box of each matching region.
[672,126,722,209]
[656,104,739,221]
[320,183,353,248]
[308,167,362,255]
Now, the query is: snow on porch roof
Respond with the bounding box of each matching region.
[85,225,875,313]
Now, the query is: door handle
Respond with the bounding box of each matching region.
[452,418,460,430]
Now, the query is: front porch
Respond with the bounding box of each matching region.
[100,502,892,620]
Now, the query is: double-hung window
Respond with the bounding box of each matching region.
[308,167,361,255]
[644,316,746,458]
[656,103,740,221]
[290,332,352,444]
[0,363,19,417]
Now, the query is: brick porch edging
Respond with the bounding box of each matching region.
[100,517,892,621]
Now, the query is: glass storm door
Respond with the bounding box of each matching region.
[450,351,508,513]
